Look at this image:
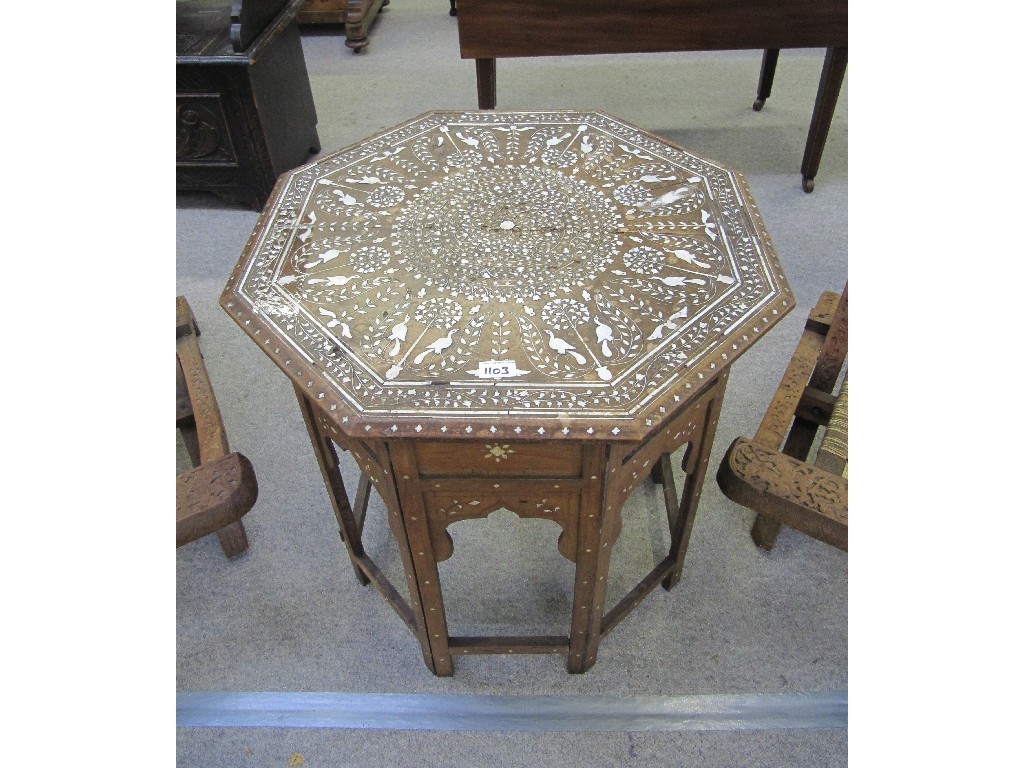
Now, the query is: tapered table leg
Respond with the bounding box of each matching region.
[476,58,497,109]
[753,48,780,111]
[801,46,847,192]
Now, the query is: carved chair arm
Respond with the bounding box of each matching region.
[176,296,230,465]
[176,295,258,557]
[176,452,259,548]
[754,290,841,450]
[717,436,847,551]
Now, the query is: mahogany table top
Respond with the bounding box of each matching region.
[221,110,793,442]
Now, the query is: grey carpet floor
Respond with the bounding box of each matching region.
[177,1,848,765]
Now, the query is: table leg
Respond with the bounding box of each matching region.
[753,48,780,111]
[476,58,497,109]
[568,446,619,673]
[389,443,455,676]
[800,46,847,193]
[662,370,729,590]
[294,387,370,587]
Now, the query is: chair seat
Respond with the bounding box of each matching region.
[816,377,848,478]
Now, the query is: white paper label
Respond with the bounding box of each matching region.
[467,360,529,379]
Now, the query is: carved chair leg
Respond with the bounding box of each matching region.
[216,520,250,558]
[750,514,782,551]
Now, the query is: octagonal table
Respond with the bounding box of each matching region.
[221,110,793,675]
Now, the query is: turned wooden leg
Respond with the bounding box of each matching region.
[476,58,497,109]
[801,46,847,193]
[753,49,780,111]
[750,514,783,550]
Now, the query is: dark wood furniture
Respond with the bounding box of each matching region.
[177,0,321,209]
[717,286,848,551]
[177,296,259,557]
[454,0,847,192]
[296,0,390,52]
[221,110,793,674]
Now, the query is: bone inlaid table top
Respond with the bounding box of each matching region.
[222,110,793,675]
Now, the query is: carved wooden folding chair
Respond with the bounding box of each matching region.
[716,285,847,551]
[176,296,259,558]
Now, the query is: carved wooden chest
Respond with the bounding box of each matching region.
[176,0,320,209]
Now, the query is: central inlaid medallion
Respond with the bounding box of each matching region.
[393,165,620,302]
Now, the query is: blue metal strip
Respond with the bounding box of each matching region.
[177,691,847,731]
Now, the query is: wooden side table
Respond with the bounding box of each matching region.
[221,110,793,674]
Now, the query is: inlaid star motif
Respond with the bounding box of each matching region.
[484,444,514,462]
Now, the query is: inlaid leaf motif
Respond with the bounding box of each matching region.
[622,245,666,276]
[295,277,399,310]
[516,314,564,377]
[467,128,502,161]
[412,136,442,171]
[590,152,632,183]
[523,127,573,163]
[501,124,525,158]
[289,235,357,273]
[593,292,643,362]
[348,245,392,272]
[607,161,681,183]
[541,298,590,330]
[490,312,513,356]
[413,296,463,327]
[581,133,616,171]
[364,299,413,360]
[447,314,486,369]
[613,276,682,305]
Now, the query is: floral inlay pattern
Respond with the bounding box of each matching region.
[226,111,791,429]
